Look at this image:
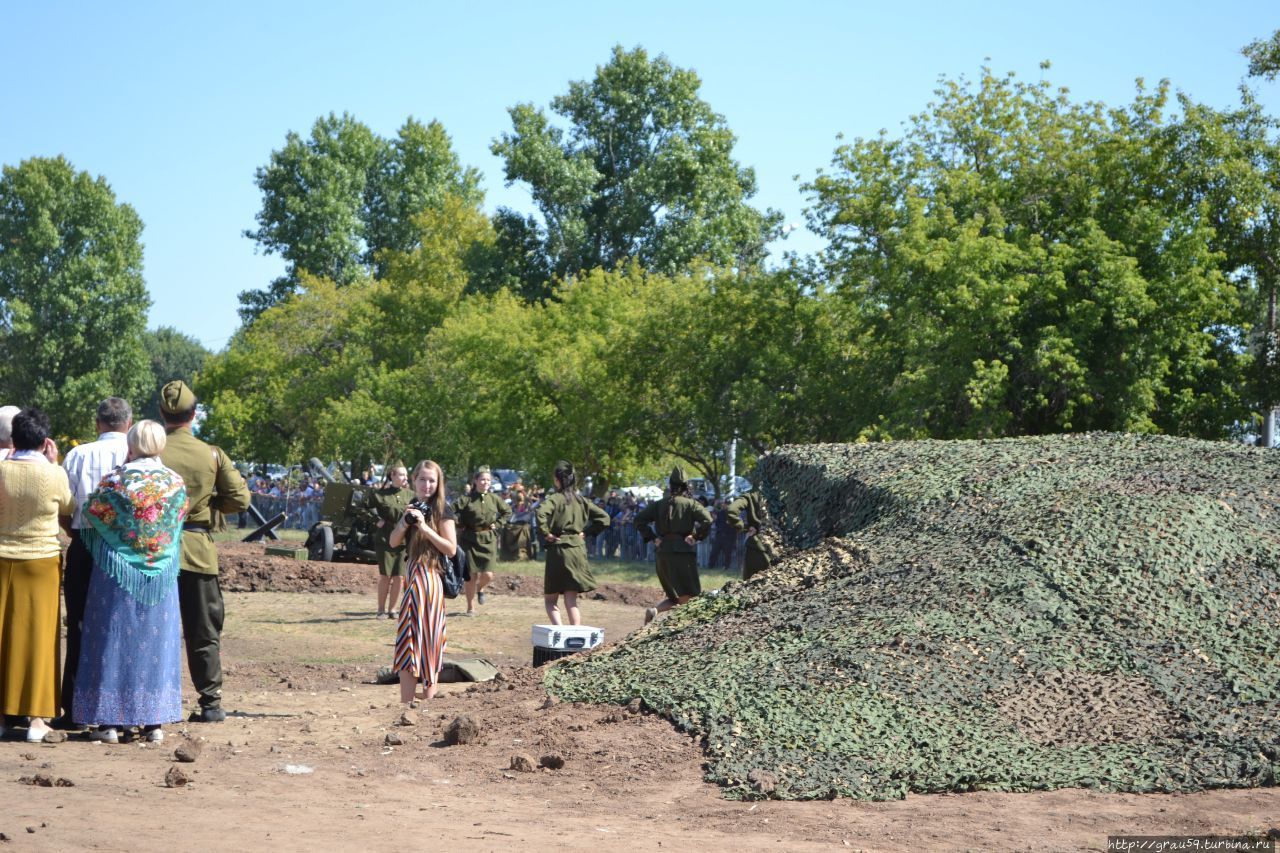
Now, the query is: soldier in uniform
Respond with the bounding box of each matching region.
[727,490,774,581]
[635,466,712,624]
[452,466,511,616]
[158,381,251,723]
[535,460,610,625]
[364,461,411,619]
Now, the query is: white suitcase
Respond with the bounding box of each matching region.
[531,624,604,666]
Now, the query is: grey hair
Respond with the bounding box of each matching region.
[97,397,132,431]
[0,405,19,446]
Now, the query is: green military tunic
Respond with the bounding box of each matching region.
[634,495,712,600]
[727,491,774,580]
[365,484,411,577]
[160,427,251,575]
[453,491,511,576]
[535,492,610,594]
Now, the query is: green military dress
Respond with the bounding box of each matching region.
[453,491,511,578]
[535,493,610,594]
[727,491,774,580]
[365,484,411,577]
[634,496,712,600]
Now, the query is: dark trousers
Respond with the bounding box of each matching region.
[178,571,224,709]
[709,536,736,571]
[60,530,93,720]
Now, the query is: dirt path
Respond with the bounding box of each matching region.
[2,548,1276,851]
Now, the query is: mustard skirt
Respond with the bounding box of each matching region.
[0,555,62,719]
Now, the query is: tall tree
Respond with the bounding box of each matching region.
[492,45,780,279]
[804,68,1253,440]
[240,114,481,321]
[140,326,211,419]
[0,156,151,435]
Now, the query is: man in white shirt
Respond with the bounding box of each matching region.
[0,405,19,461]
[55,397,132,729]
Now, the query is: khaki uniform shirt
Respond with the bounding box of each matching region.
[534,493,610,549]
[453,491,512,561]
[728,492,773,557]
[160,427,251,574]
[365,485,411,547]
[634,496,712,554]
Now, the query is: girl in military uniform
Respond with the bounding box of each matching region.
[365,463,411,618]
[535,460,610,626]
[727,490,774,580]
[634,466,713,624]
[453,466,511,616]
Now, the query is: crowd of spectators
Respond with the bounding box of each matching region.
[242,468,751,573]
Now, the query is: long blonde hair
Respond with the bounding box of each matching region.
[408,459,448,569]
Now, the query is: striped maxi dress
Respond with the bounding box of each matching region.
[394,553,447,686]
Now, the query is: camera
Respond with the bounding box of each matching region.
[405,498,432,522]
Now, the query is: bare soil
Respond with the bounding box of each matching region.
[1,544,1275,852]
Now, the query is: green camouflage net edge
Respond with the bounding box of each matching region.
[545,434,1280,800]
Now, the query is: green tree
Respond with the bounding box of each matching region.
[1160,92,1280,442]
[140,326,211,419]
[0,156,151,436]
[804,68,1253,441]
[202,275,378,463]
[492,45,780,279]
[240,114,481,321]
[1243,29,1280,81]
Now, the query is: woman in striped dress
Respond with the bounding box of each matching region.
[388,460,457,704]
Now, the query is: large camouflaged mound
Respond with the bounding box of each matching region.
[546,434,1280,800]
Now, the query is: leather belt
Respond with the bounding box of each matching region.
[470,524,493,532]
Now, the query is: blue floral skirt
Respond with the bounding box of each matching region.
[72,565,183,727]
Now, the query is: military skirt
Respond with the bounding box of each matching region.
[656,551,700,601]
[376,541,407,578]
[461,529,499,576]
[544,544,597,595]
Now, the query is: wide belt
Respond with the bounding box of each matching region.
[469,524,494,532]
[661,532,687,540]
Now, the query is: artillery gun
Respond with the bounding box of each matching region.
[302,458,379,563]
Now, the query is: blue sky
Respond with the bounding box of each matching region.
[3,2,1275,351]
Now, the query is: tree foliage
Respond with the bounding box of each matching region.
[206,51,1280,483]
[240,114,482,321]
[1243,29,1280,81]
[492,45,780,279]
[140,326,211,420]
[0,156,151,436]
[804,68,1256,440]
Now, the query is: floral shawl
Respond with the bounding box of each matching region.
[81,458,188,605]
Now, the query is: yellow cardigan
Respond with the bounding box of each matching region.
[0,461,75,560]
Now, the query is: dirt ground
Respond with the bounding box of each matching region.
[1,543,1276,852]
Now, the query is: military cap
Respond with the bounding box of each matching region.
[670,465,687,487]
[160,380,196,414]
[474,465,491,478]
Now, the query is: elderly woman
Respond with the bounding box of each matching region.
[0,409,73,743]
[73,420,188,744]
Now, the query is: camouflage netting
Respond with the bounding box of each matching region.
[545,434,1280,800]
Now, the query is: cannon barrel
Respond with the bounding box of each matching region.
[308,457,349,484]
